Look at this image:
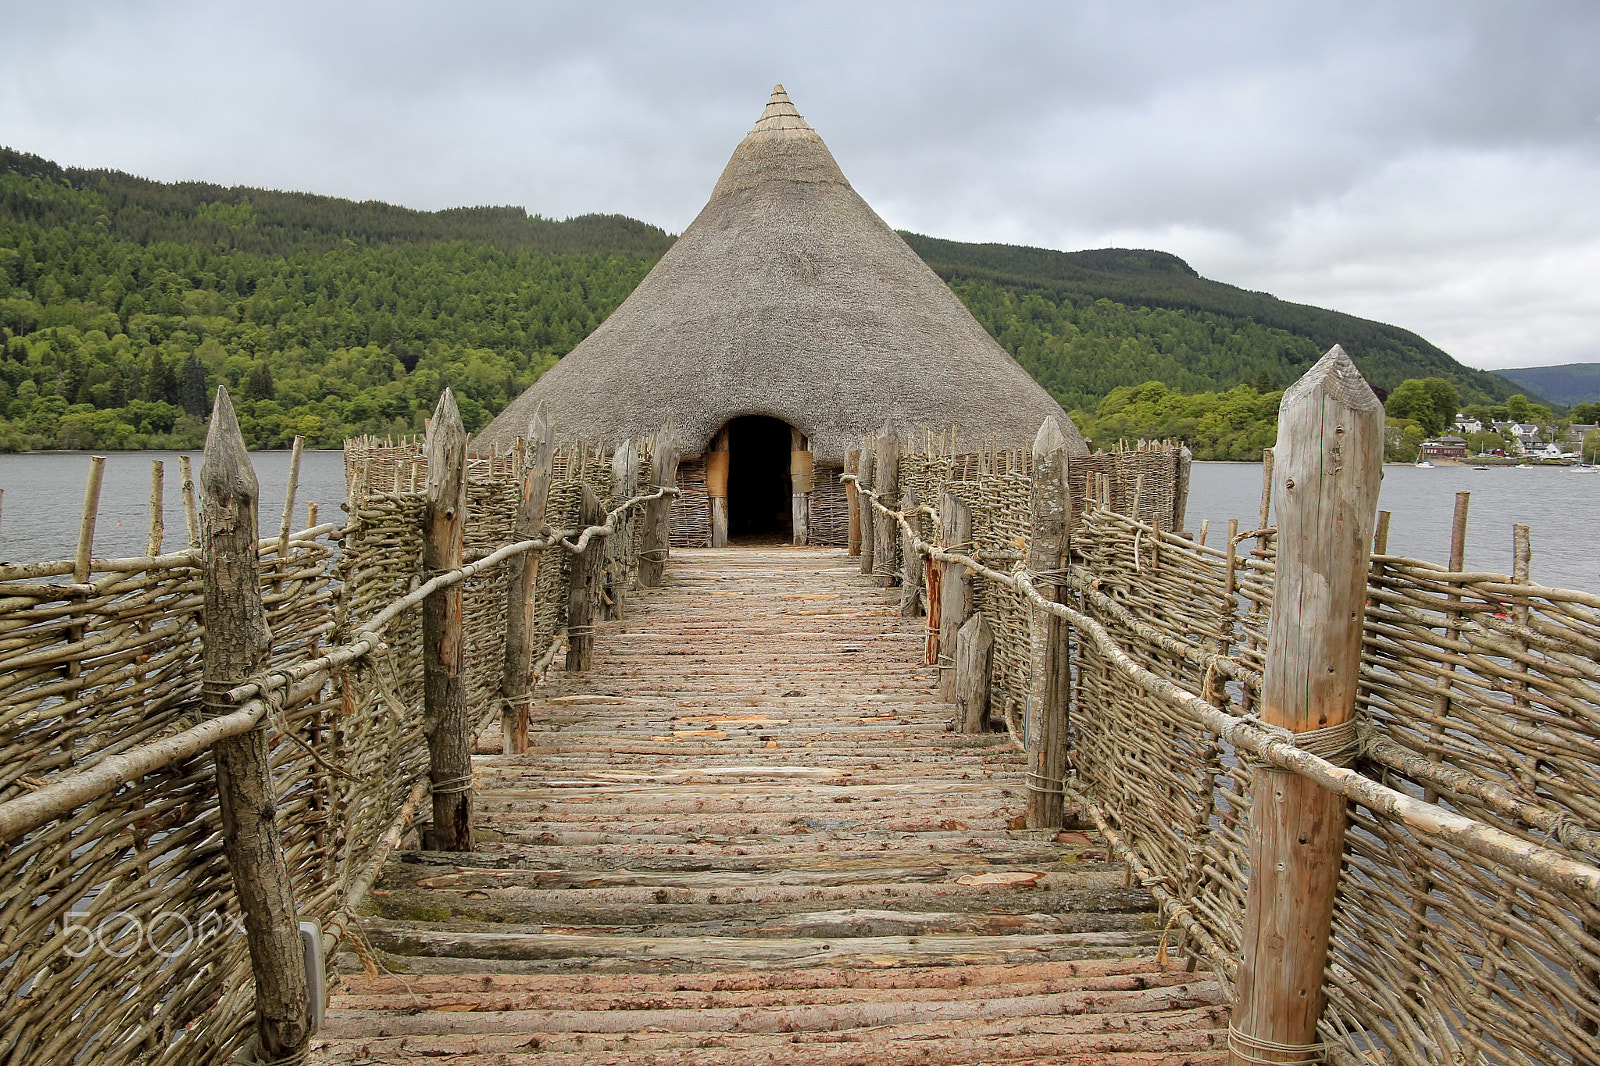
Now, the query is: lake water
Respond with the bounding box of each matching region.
[1187,462,1600,594]
[0,450,349,564]
[1,451,1595,593]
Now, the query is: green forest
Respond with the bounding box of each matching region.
[0,146,1530,457]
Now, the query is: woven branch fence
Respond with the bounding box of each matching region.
[0,425,667,1066]
[863,428,1600,1066]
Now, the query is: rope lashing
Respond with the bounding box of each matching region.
[1227,1023,1328,1064]
[429,773,474,795]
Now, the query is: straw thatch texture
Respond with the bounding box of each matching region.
[479,86,1082,464]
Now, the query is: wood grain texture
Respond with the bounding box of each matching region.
[1026,418,1071,829]
[502,403,555,754]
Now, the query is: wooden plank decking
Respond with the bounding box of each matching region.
[310,547,1227,1064]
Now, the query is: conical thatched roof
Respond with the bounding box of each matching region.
[480,85,1083,461]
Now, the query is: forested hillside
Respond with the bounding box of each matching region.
[1498,362,1600,407]
[0,146,1524,454]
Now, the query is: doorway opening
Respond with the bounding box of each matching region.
[726,415,793,542]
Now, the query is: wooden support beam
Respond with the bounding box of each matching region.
[938,490,974,704]
[501,403,555,755]
[639,426,679,588]
[899,487,924,617]
[199,386,311,1060]
[1025,418,1071,829]
[422,388,473,852]
[606,439,639,620]
[857,434,876,577]
[790,426,811,546]
[845,450,861,556]
[1230,345,1383,1066]
[564,485,606,672]
[872,423,900,588]
[955,612,993,734]
[707,426,730,548]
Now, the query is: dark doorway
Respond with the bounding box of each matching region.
[727,416,793,541]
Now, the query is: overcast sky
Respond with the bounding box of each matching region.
[3,1,1597,372]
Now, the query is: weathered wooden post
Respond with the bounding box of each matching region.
[501,403,555,755]
[422,389,473,852]
[955,613,993,733]
[845,449,861,555]
[707,426,730,548]
[1230,345,1383,1066]
[857,434,876,577]
[1175,444,1192,535]
[640,426,679,587]
[564,486,607,672]
[872,422,900,588]
[1025,418,1072,828]
[937,490,974,702]
[899,487,923,616]
[790,426,812,545]
[606,439,639,619]
[199,387,311,1059]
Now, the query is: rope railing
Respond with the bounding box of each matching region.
[852,480,1600,907]
[0,486,675,847]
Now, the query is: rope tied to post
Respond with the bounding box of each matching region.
[429,773,474,796]
[1227,1024,1328,1064]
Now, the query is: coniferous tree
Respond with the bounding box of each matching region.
[180,352,209,417]
[147,351,180,405]
[243,360,275,401]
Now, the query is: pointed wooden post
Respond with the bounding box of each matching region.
[938,489,974,703]
[845,450,862,555]
[606,439,639,619]
[899,487,924,616]
[872,422,900,587]
[501,404,555,755]
[857,434,876,577]
[200,387,311,1059]
[707,426,730,548]
[955,612,993,733]
[640,425,679,587]
[1025,418,1071,829]
[564,486,607,671]
[1230,345,1383,1066]
[422,389,472,851]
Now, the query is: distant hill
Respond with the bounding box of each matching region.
[0,144,1529,453]
[1496,363,1600,407]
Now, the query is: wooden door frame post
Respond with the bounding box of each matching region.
[640,426,679,587]
[707,426,730,548]
[501,403,555,754]
[1025,417,1071,829]
[199,387,311,1059]
[790,426,812,546]
[422,388,473,851]
[1230,345,1384,1066]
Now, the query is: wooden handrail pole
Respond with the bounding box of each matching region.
[501,403,555,754]
[872,421,900,588]
[857,434,876,577]
[422,388,473,851]
[937,489,973,704]
[564,485,606,671]
[1230,345,1383,1065]
[640,424,679,587]
[199,387,311,1059]
[1025,417,1071,829]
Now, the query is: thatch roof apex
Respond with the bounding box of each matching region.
[480,86,1083,464]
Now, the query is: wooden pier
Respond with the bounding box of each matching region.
[309,547,1228,1064]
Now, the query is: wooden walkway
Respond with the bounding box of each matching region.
[310,547,1227,1065]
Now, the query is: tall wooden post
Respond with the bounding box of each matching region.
[640,426,679,587]
[955,613,993,733]
[707,426,730,548]
[501,404,555,755]
[606,440,639,619]
[872,423,900,588]
[790,426,812,546]
[845,450,862,555]
[899,487,924,616]
[422,389,473,852]
[938,489,974,702]
[1025,418,1072,829]
[1175,444,1193,535]
[199,387,311,1059]
[564,486,607,672]
[1230,345,1383,1066]
[857,435,876,577]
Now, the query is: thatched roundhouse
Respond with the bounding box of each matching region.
[481,85,1084,545]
